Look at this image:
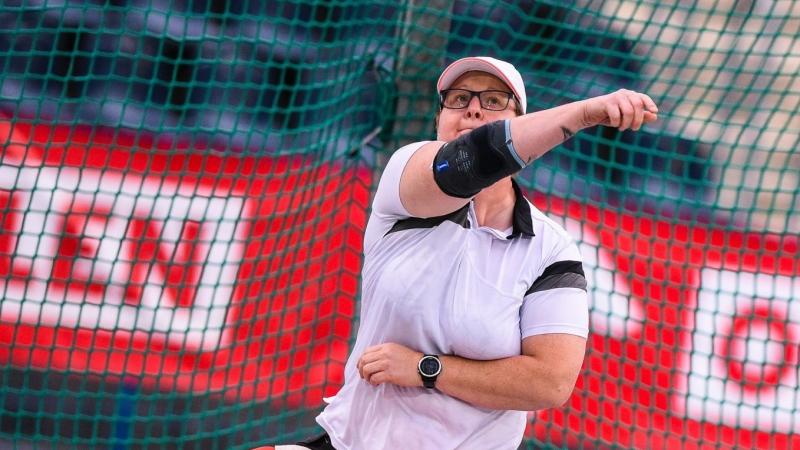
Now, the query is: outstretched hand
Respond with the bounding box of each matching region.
[357,343,424,388]
[581,89,658,131]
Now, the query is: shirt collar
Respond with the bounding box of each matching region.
[508,178,535,239]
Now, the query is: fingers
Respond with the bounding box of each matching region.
[611,89,659,131]
[641,93,659,125]
[618,94,634,131]
[641,93,658,114]
[628,92,644,131]
[361,360,387,385]
[582,89,659,130]
[356,345,381,368]
[356,347,381,379]
[357,353,392,386]
[605,100,621,128]
[356,343,423,388]
[357,344,390,384]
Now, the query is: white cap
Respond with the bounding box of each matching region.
[436,56,527,114]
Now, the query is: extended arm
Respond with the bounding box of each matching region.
[400,90,658,217]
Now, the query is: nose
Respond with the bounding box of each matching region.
[464,95,483,120]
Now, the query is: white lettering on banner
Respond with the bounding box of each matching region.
[0,165,248,351]
[674,268,800,433]
[559,217,643,338]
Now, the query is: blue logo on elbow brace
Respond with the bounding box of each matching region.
[435,161,449,172]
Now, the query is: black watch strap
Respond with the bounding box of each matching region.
[418,354,442,389]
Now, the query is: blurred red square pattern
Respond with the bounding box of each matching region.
[1,118,799,448]
[0,119,370,407]
[527,194,800,449]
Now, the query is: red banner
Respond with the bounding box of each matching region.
[1,120,798,448]
[0,119,370,408]
[527,194,800,449]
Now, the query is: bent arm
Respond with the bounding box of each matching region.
[436,333,586,411]
[400,90,658,218]
[357,333,587,412]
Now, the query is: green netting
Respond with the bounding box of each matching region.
[0,0,799,449]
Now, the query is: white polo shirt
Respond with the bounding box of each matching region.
[317,141,589,450]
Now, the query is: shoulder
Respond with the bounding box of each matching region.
[374,141,432,198]
[385,141,430,167]
[376,141,431,187]
[364,141,434,253]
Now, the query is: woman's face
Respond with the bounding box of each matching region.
[436,71,518,142]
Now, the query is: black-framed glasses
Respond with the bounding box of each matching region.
[439,89,514,111]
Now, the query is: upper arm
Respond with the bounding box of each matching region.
[518,234,588,402]
[520,287,589,395]
[521,333,586,402]
[365,141,467,251]
[398,141,474,218]
[363,143,422,253]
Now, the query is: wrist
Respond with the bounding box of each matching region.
[415,351,425,387]
[574,99,594,130]
[417,354,442,389]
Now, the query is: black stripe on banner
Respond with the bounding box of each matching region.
[525,260,587,296]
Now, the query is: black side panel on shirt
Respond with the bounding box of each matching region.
[297,432,336,450]
[508,178,534,239]
[385,203,470,236]
[525,260,587,296]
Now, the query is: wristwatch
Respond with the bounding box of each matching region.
[418,354,442,389]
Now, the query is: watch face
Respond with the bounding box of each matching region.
[419,356,441,376]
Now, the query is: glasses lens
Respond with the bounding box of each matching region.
[441,90,512,110]
[479,91,511,111]
[443,90,471,108]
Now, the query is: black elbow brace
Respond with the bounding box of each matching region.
[432,120,526,198]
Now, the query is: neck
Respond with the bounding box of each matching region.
[473,177,515,230]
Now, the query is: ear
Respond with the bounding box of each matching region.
[433,111,440,137]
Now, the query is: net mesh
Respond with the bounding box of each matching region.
[1,1,799,448]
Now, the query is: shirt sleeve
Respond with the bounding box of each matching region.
[519,241,589,339]
[363,141,428,254]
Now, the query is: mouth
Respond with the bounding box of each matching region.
[456,128,472,137]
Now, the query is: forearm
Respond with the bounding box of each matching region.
[398,90,656,218]
[508,100,588,165]
[436,354,577,411]
[358,336,586,411]
[509,89,658,164]
[398,104,587,218]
